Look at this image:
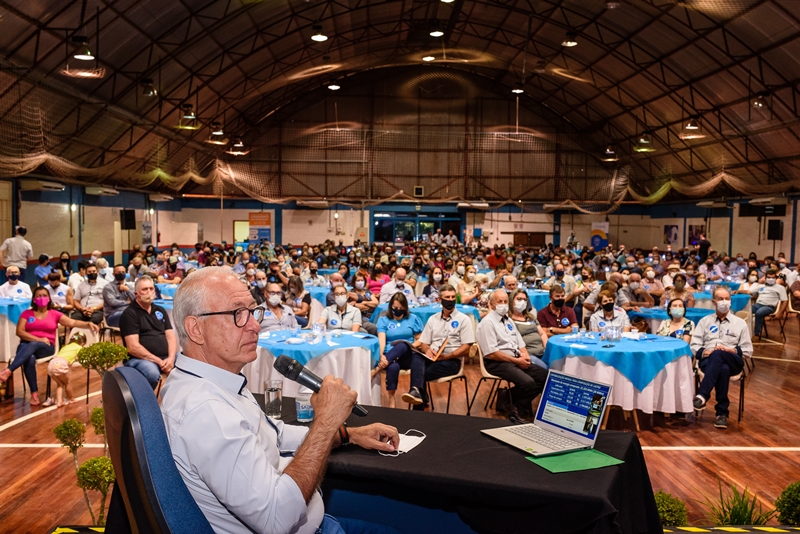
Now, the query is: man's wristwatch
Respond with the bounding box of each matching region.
[549,327,554,334]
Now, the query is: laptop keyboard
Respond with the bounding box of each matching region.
[507,425,583,451]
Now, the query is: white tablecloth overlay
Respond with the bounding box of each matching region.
[242,346,381,406]
[0,315,20,363]
[549,355,694,414]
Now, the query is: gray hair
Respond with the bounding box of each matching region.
[134,275,155,292]
[174,267,237,347]
[95,258,109,269]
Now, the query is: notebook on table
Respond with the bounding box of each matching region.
[481,370,612,457]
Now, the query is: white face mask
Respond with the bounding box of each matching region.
[467,272,475,281]
[749,275,757,283]
[765,278,776,286]
[256,280,267,289]
[268,294,282,307]
[715,299,731,313]
[457,266,465,275]
[513,299,528,312]
[628,281,639,290]
[494,304,509,317]
[622,274,630,281]
[246,269,255,276]
[355,280,365,289]
[553,260,561,266]
[646,271,655,279]
[670,307,685,318]
[335,295,348,307]
[331,281,343,288]
[379,429,426,457]
[433,274,442,282]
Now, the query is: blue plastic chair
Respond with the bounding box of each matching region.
[103,367,213,533]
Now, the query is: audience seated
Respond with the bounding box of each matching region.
[68,263,108,324]
[34,254,53,287]
[44,271,73,313]
[589,291,631,332]
[752,269,788,337]
[379,268,417,305]
[259,282,298,331]
[537,286,578,336]
[375,293,425,408]
[286,276,312,328]
[319,284,362,332]
[0,265,32,299]
[103,264,135,327]
[656,298,694,343]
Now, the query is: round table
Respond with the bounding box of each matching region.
[242,329,381,405]
[542,335,694,414]
[629,307,714,334]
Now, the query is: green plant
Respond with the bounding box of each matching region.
[91,407,107,456]
[654,490,688,527]
[77,342,128,377]
[77,456,115,526]
[704,480,776,526]
[54,419,95,524]
[776,481,800,525]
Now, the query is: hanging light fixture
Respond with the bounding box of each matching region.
[634,132,656,153]
[181,104,196,120]
[680,116,706,140]
[227,137,248,156]
[534,60,547,73]
[752,92,769,109]
[211,121,224,136]
[441,0,455,3]
[601,144,619,162]
[233,137,244,148]
[422,55,435,62]
[512,82,524,94]
[605,1,622,8]
[562,32,578,47]
[327,80,340,90]
[72,36,93,61]
[141,78,157,97]
[685,118,699,130]
[311,25,328,42]
[429,22,444,37]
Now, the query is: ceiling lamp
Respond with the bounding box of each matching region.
[72,36,93,61]
[141,78,157,97]
[441,0,455,3]
[601,144,619,162]
[422,55,435,62]
[605,1,621,8]
[680,117,706,140]
[430,28,444,38]
[233,137,244,148]
[634,132,656,153]
[327,81,340,90]
[562,32,578,47]
[752,92,769,109]
[534,60,547,73]
[227,138,247,156]
[211,121,224,136]
[311,25,328,42]
[511,82,524,94]
[181,104,195,120]
[685,117,699,130]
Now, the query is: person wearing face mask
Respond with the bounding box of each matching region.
[683,263,699,288]
[508,289,549,366]
[157,255,185,285]
[287,276,312,328]
[45,271,73,312]
[699,257,722,281]
[778,258,794,283]
[304,261,327,287]
[641,266,665,301]
[367,263,390,295]
[662,264,681,289]
[477,289,538,422]
[374,293,425,408]
[737,268,763,295]
[473,252,489,271]
[456,265,481,305]
[250,270,270,305]
[128,254,149,281]
[398,259,418,290]
[401,285,475,409]
[379,267,418,305]
[349,272,379,333]
[102,264,136,327]
[486,247,506,270]
[656,298,694,343]
[0,287,98,404]
[589,291,632,332]
[119,276,178,389]
[537,286,578,336]
[34,254,54,287]
[54,250,73,281]
[0,265,33,299]
[258,282,298,332]
[444,229,459,247]
[542,265,579,305]
[319,285,362,332]
[752,269,788,338]
[68,264,108,324]
[423,267,445,302]
[94,258,114,283]
[448,260,466,288]
[619,272,655,309]
[690,288,752,429]
[661,273,696,308]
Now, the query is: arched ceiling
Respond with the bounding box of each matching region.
[1,0,799,200]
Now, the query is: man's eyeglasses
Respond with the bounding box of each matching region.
[196,306,265,327]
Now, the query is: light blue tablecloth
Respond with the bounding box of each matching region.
[542,335,692,392]
[156,284,178,298]
[687,292,749,312]
[526,289,551,313]
[629,307,713,326]
[373,303,481,324]
[154,299,173,311]
[258,329,380,367]
[307,286,331,304]
[0,298,31,324]
[715,280,742,291]
[317,268,339,277]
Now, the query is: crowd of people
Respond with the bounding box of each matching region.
[1,232,783,428]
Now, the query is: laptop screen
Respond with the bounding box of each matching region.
[535,372,611,441]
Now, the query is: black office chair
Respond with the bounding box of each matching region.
[103,367,213,533]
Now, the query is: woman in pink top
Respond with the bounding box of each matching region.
[367,264,390,294]
[0,286,98,405]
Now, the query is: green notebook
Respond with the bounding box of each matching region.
[526,449,624,473]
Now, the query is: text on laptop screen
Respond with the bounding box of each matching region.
[536,373,610,441]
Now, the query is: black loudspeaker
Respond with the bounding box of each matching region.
[767,219,784,241]
[120,209,136,230]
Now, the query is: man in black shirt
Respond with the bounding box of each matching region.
[697,233,712,262]
[120,275,177,389]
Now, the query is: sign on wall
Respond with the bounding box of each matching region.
[248,212,272,245]
[141,221,152,246]
[590,222,609,249]
[663,225,679,245]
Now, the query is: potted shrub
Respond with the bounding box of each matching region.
[77,456,115,526]
[653,490,688,527]
[77,341,128,378]
[703,479,775,526]
[776,481,800,526]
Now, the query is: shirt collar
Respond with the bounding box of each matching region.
[174,353,248,395]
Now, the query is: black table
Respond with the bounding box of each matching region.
[258,396,661,534]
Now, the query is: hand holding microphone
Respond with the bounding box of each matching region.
[273,355,369,417]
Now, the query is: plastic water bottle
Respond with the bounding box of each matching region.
[295,387,314,422]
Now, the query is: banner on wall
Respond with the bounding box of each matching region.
[664,225,679,245]
[590,222,609,249]
[248,212,272,245]
[141,221,152,246]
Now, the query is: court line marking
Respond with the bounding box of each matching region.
[0,390,102,433]
[642,446,800,452]
[751,356,800,363]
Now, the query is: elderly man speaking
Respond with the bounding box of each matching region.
[161,267,400,534]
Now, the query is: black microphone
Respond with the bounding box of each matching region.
[273,355,368,417]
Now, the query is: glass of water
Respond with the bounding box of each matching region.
[264,380,283,419]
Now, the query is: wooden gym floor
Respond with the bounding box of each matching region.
[1,317,799,532]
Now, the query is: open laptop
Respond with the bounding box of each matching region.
[481,370,612,457]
